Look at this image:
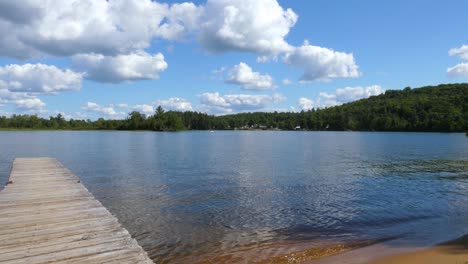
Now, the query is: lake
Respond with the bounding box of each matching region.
[0,131,467,262]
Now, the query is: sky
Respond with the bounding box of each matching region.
[0,0,468,120]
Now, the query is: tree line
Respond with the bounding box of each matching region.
[0,83,466,132]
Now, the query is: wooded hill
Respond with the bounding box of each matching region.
[1,83,467,132]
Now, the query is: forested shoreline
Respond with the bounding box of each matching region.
[1,83,467,132]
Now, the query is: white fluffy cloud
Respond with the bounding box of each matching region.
[199,0,297,55]
[297,96,335,110]
[199,92,286,113]
[225,62,275,90]
[198,1,360,80]
[447,63,468,77]
[297,97,314,110]
[132,104,154,115]
[0,63,82,113]
[15,98,45,110]
[158,97,193,111]
[447,45,468,77]
[72,51,168,83]
[82,102,119,117]
[298,85,384,110]
[330,85,384,102]
[162,2,203,40]
[449,45,468,60]
[283,41,360,81]
[83,102,155,118]
[0,63,83,94]
[0,0,361,85]
[0,0,297,58]
[0,87,31,102]
[0,0,199,58]
[115,103,129,108]
[81,101,193,118]
[0,89,43,112]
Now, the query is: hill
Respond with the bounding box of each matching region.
[211,83,467,132]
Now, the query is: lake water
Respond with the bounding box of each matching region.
[0,131,467,262]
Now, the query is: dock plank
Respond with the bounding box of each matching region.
[0,158,153,263]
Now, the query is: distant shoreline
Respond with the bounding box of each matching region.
[1,84,467,132]
[0,128,466,134]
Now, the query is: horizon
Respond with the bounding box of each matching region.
[1,0,468,120]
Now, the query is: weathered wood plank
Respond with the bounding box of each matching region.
[0,229,131,254]
[0,197,97,210]
[0,200,102,216]
[56,248,152,264]
[0,217,119,238]
[0,200,103,217]
[0,221,122,247]
[0,158,153,263]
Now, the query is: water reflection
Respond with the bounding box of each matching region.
[0,131,467,263]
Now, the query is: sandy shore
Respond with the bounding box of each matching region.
[310,234,468,264]
[369,234,468,264]
[165,234,468,263]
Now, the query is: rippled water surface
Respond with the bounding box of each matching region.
[0,131,467,262]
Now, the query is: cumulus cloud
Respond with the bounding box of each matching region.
[298,97,314,110]
[283,40,360,81]
[0,87,31,102]
[161,2,203,40]
[115,103,129,108]
[82,102,120,117]
[44,111,89,121]
[447,45,468,77]
[0,63,83,94]
[298,85,384,110]
[158,97,193,111]
[199,0,297,55]
[81,101,190,118]
[225,62,275,90]
[132,104,154,115]
[447,63,468,77]
[297,96,336,110]
[0,1,44,25]
[199,1,360,81]
[0,0,361,91]
[330,85,384,102]
[72,51,167,83]
[0,21,37,59]
[0,0,298,58]
[199,92,286,113]
[449,45,468,60]
[0,63,81,113]
[15,98,45,110]
[0,0,361,85]
[256,56,271,63]
[0,0,199,58]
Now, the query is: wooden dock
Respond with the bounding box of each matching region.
[0,158,153,264]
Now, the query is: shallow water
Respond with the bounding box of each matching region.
[0,131,467,262]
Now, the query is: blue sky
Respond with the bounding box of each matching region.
[0,0,467,119]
